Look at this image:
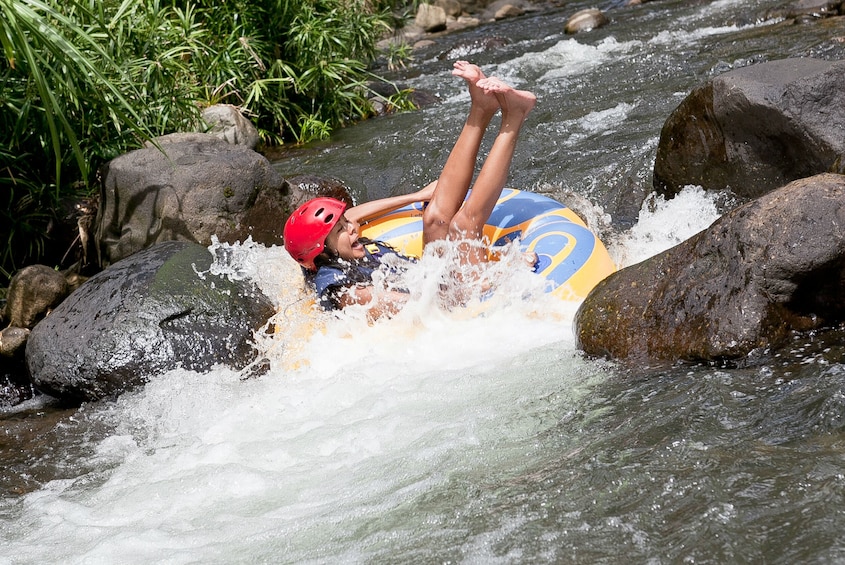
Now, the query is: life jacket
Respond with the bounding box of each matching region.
[305,239,413,310]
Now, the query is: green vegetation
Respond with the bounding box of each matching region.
[0,0,414,285]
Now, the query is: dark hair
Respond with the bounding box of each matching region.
[312,237,381,285]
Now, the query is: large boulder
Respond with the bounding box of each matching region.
[653,58,845,199]
[575,173,845,365]
[26,241,275,403]
[95,134,289,267]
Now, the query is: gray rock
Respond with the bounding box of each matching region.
[653,58,845,199]
[576,173,845,365]
[416,3,447,32]
[95,135,288,267]
[26,241,275,402]
[201,104,261,149]
[144,132,219,147]
[435,0,463,17]
[565,9,609,34]
[0,327,29,358]
[3,265,68,329]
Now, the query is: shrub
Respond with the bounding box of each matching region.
[0,0,413,285]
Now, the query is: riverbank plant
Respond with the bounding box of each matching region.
[0,0,413,285]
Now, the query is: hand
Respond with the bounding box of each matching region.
[415,180,437,202]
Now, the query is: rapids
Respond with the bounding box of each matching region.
[3,0,845,562]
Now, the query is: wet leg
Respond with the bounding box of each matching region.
[422,61,500,245]
[449,77,536,264]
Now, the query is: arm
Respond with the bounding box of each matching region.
[345,181,437,224]
[337,284,409,322]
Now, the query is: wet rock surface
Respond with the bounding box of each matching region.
[576,173,845,365]
[653,58,845,199]
[26,241,275,403]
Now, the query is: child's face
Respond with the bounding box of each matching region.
[325,214,365,261]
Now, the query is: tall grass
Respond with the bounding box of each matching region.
[0,0,412,285]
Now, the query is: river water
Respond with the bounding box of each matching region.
[3,0,845,562]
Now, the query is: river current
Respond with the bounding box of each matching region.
[3,0,845,562]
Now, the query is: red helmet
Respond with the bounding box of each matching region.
[284,197,347,270]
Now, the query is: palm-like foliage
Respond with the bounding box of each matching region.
[1,0,154,283]
[1,0,411,285]
[1,0,149,187]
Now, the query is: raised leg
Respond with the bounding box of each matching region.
[422,61,500,245]
[448,77,536,264]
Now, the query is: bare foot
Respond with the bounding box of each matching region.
[452,61,500,114]
[476,77,537,120]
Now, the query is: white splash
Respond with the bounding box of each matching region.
[1,240,593,563]
[0,183,725,562]
[608,185,723,268]
[557,102,639,145]
[648,25,743,47]
[500,37,643,83]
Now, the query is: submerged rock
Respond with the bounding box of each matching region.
[653,58,845,199]
[576,173,845,365]
[437,37,510,61]
[281,174,355,211]
[26,241,275,403]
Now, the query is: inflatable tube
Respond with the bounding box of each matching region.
[360,188,616,301]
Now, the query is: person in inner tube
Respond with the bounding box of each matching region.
[283,61,537,320]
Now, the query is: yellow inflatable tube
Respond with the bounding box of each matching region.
[360,188,616,301]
